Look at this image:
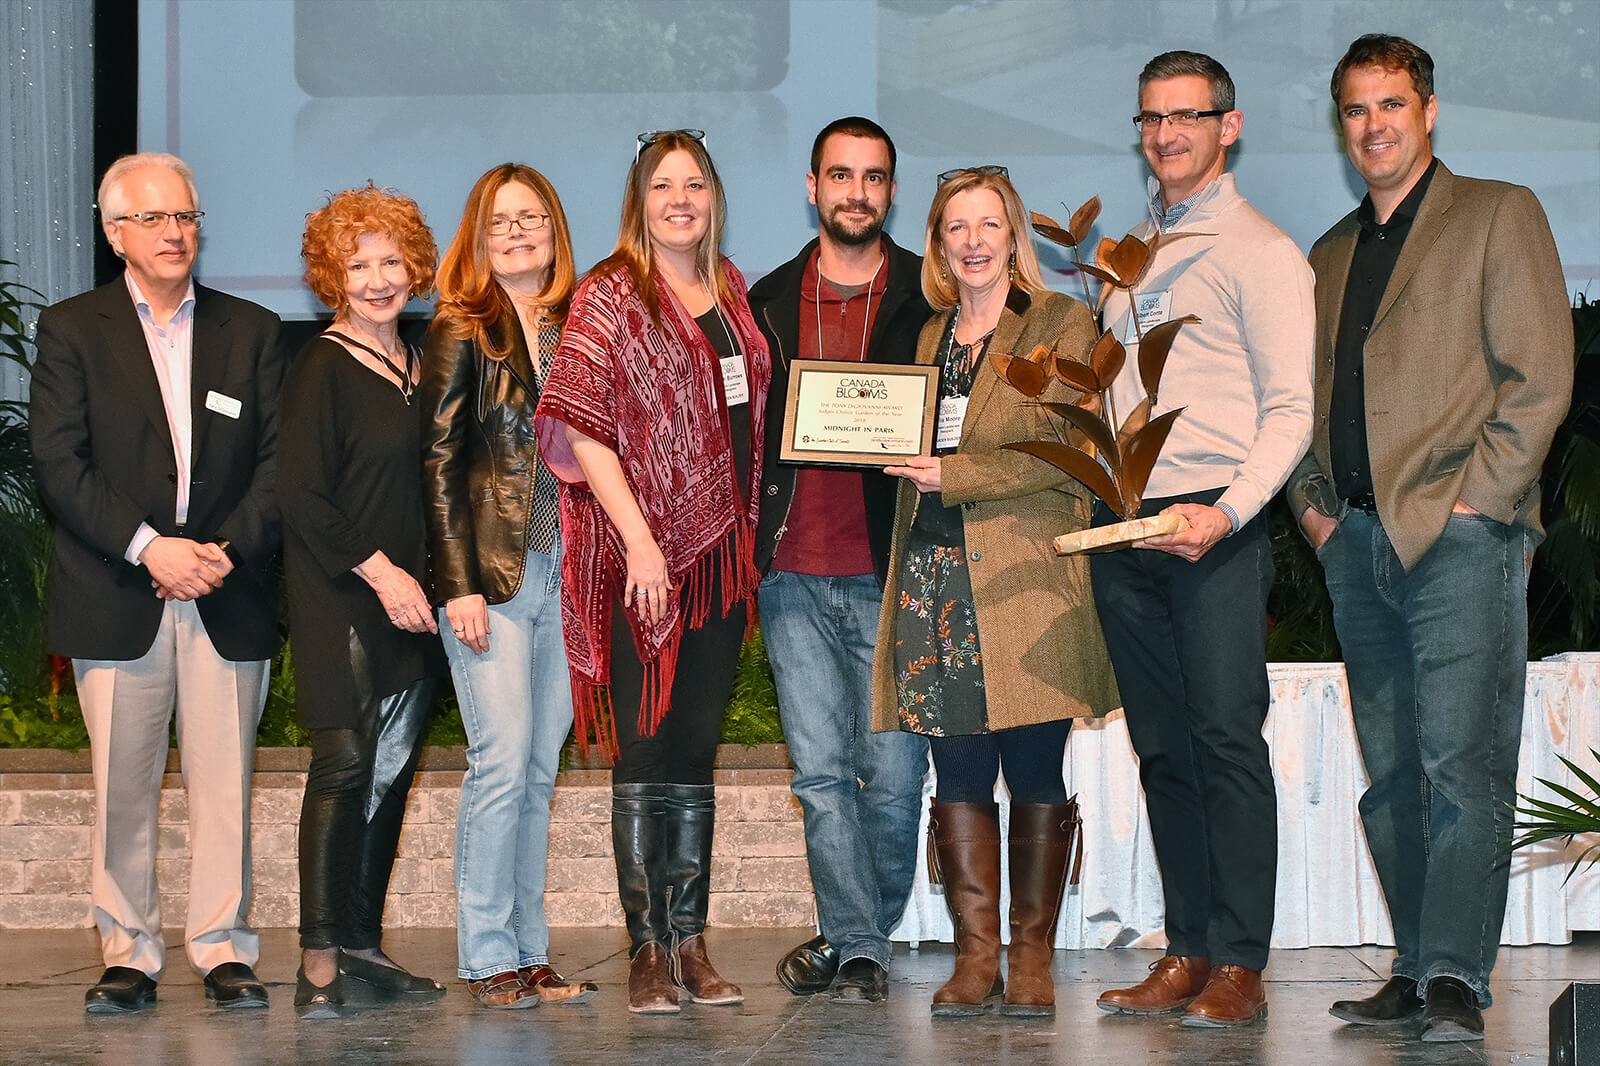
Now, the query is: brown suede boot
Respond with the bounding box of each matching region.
[1002,802,1078,1017]
[928,801,1004,1017]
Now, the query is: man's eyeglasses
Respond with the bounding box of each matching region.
[108,210,205,230]
[635,129,706,161]
[486,212,551,236]
[1132,109,1226,132]
[937,164,1009,185]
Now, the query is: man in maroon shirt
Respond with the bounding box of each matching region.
[750,117,932,1003]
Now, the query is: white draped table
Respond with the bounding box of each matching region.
[889,653,1600,949]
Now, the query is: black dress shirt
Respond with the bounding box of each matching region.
[1330,158,1439,505]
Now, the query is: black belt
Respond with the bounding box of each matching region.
[1344,493,1377,512]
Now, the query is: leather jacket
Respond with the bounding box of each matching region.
[748,235,932,585]
[419,307,551,607]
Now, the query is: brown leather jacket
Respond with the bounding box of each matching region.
[419,307,551,607]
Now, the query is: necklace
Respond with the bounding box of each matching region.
[814,251,884,363]
[325,328,416,403]
[700,277,741,359]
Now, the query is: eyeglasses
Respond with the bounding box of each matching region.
[108,210,205,230]
[635,129,706,161]
[1132,109,1227,132]
[486,212,551,236]
[937,164,1009,185]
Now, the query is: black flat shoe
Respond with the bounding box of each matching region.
[829,958,888,1004]
[295,967,345,1020]
[776,935,838,996]
[1420,977,1485,1043]
[203,962,269,1010]
[339,952,446,1001]
[1329,976,1423,1025]
[85,966,157,1014]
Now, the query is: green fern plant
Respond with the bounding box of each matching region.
[1512,749,1600,884]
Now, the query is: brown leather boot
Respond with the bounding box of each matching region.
[1097,955,1211,1014]
[1002,801,1079,1017]
[627,941,679,1014]
[928,801,1004,1017]
[662,785,743,1006]
[1183,964,1266,1027]
[672,933,744,1005]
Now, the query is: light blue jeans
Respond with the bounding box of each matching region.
[443,544,574,981]
[1318,508,1530,1008]
[758,570,929,969]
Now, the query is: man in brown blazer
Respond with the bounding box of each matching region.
[1288,34,1572,1043]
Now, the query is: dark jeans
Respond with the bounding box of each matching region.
[1089,493,1277,971]
[609,594,747,786]
[1318,508,1529,1008]
[930,720,1071,804]
[298,678,436,950]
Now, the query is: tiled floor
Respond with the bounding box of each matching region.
[0,927,1586,1065]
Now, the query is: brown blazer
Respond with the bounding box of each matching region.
[1287,163,1572,571]
[870,289,1119,734]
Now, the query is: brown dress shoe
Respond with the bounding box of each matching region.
[1183,964,1267,1027]
[672,934,743,1005]
[520,964,600,1005]
[467,970,539,1009]
[1097,955,1211,1014]
[628,941,680,1014]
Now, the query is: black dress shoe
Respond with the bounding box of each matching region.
[339,952,446,1001]
[1329,976,1424,1025]
[85,966,157,1014]
[829,957,888,1004]
[776,934,838,996]
[1420,976,1485,1042]
[203,962,269,1009]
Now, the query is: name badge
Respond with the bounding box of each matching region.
[936,396,968,449]
[720,355,749,407]
[1121,289,1174,343]
[205,390,242,419]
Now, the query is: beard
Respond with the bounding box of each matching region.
[818,201,886,248]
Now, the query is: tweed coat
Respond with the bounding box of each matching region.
[870,288,1119,735]
[1287,163,1572,571]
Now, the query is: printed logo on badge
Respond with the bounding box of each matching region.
[205,390,242,419]
[1120,290,1174,344]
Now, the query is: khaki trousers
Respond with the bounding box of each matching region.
[75,598,269,978]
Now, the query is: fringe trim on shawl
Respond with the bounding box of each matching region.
[568,517,757,760]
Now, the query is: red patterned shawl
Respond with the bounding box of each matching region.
[534,257,771,754]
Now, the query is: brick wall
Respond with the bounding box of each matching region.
[0,747,817,931]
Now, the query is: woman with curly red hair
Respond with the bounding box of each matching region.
[279,183,447,1018]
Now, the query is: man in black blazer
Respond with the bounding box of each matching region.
[30,153,284,1013]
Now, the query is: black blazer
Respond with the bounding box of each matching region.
[30,277,286,661]
[748,236,932,585]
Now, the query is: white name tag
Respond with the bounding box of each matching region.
[205,390,242,419]
[719,354,749,407]
[1121,289,1173,343]
[936,396,968,449]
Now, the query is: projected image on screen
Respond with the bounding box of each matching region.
[138,0,1598,319]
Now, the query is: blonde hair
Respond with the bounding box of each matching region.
[590,131,732,325]
[920,169,1050,313]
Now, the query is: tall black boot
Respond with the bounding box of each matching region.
[660,783,742,1005]
[613,784,677,1013]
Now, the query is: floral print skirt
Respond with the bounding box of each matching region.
[893,535,987,737]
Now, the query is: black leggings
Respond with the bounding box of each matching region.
[298,678,435,950]
[608,591,746,786]
[930,719,1072,804]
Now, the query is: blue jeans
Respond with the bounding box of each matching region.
[1318,508,1529,1008]
[443,544,574,981]
[758,570,929,969]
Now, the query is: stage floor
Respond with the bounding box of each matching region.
[0,927,1585,1065]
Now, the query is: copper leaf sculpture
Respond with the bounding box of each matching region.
[992,198,1202,521]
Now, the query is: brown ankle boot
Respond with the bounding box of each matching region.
[928,801,1004,1017]
[672,933,743,1005]
[628,941,679,1014]
[1002,801,1080,1017]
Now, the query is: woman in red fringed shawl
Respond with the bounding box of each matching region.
[534,131,770,1015]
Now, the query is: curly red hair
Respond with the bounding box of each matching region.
[301,183,438,311]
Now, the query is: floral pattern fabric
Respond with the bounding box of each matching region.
[894,538,986,736]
